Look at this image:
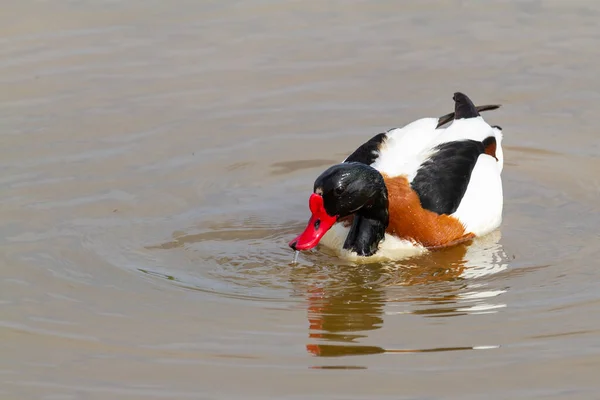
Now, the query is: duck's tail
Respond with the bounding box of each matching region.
[436,92,501,128]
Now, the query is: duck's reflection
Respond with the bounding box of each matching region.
[304,267,386,357]
[292,231,508,358]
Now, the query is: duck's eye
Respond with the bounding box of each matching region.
[334,186,344,195]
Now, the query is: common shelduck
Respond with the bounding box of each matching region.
[289,92,504,262]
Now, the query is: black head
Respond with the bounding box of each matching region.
[314,162,388,221]
[290,162,390,256]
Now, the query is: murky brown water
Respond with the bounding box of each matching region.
[2,1,600,399]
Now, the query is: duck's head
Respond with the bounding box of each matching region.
[289,162,389,252]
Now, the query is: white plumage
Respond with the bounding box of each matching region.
[323,113,504,262]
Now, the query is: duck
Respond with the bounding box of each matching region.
[288,92,504,262]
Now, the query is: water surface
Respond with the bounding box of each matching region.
[2,1,600,399]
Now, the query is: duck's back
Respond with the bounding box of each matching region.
[331,93,505,257]
[349,106,504,239]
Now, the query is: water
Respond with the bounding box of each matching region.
[2,1,600,399]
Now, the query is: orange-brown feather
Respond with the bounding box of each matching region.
[382,175,473,249]
[484,140,497,160]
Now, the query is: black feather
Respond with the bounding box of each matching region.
[453,92,480,120]
[411,140,487,215]
[436,104,501,129]
[344,133,387,165]
[344,215,387,257]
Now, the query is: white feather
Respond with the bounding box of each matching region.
[319,223,427,262]
[320,111,504,262]
[371,117,443,180]
[441,116,495,142]
[370,116,502,182]
[452,154,503,236]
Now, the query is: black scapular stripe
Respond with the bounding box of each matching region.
[411,139,491,215]
[344,132,387,165]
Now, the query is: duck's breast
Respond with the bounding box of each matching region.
[319,222,427,262]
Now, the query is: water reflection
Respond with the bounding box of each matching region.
[293,231,508,358]
[144,218,508,362]
[303,266,386,357]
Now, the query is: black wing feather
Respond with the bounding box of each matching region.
[344,132,387,165]
[411,140,487,215]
